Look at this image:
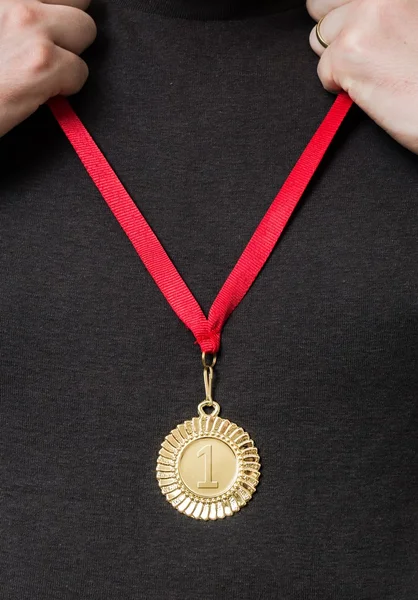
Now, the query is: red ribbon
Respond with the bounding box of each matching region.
[48,92,353,353]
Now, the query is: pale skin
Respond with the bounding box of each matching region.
[308,0,418,153]
[0,0,418,154]
[0,0,96,138]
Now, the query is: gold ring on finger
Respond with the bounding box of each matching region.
[316,16,330,49]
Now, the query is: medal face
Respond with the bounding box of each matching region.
[156,414,260,520]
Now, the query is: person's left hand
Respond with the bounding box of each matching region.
[308,0,418,154]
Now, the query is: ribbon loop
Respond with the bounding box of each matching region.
[196,330,221,354]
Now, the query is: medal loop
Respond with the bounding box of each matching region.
[198,399,220,418]
[203,364,214,403]
[201,353,219,414]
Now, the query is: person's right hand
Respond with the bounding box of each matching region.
[0,0,96,138]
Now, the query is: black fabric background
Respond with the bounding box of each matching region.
[0,0,417,598]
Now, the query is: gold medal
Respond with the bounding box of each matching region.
[52,94,349,522]
[156,354,260,520]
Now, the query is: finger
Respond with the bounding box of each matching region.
[51,45,89,97]
[41,4,96,54]
[317,49,342,93]
[306,0,353,21]
[55,46,89,96]
[309,1,353,56]
[40,0,92,10]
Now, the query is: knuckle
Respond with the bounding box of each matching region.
[51,55,89,97]
[306,0,323,21]
[357,0,380,20]
[8,2,40,29]
[373,0,408,31]
[70,56,89,92]
[355,0,394,28]
[81,13,97,45]
[28,38,55,74]
[317,57,325,79]
[85,14,98,40]
[374,0,399,18]
[336,27,367,61]
[317,55,339,94]
[65,9,97,52]
[317,56,330,86]
[79,58,89,84]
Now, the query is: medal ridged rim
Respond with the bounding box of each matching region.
[156,415,260,520]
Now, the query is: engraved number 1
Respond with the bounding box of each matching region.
[197,444,219,489]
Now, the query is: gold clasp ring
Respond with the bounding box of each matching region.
[201,352,217,368]
[198,399,220,418]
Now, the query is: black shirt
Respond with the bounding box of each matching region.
[0,0,417,597]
